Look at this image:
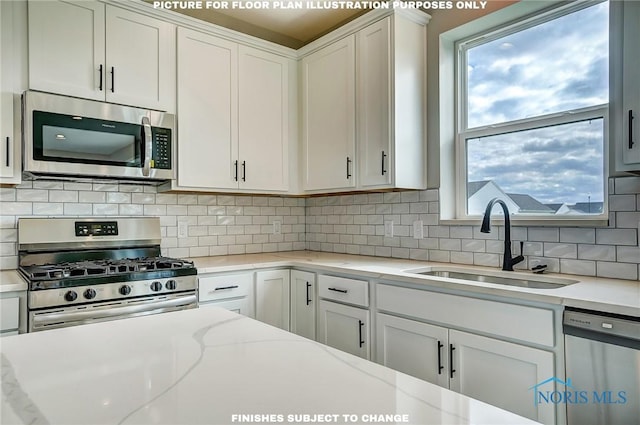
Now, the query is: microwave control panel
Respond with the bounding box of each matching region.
[152,128,172,169]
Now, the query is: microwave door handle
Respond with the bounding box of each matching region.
[141,116,152,177]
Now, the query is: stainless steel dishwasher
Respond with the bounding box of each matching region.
[564,308,640,425]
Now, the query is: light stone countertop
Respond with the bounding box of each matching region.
[193,251,640,317]
[0,307,539,425]
[0,271,27,293]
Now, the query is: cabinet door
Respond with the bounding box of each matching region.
[255,270,290,331]
[449,329,555,425]
[0,0,16,180]
[0,297,19,334]
[198,272,254,318]
[376,313,449,388]
[200,298,252,317]
[290,270,316,340]
[302,35,356,191]
[238,46,290,191]
[357,17,392,188]
[622,1,640,165]
[28,0,105,101]
[105,6,175,111]
[176,28,238,189]
[318,300,369,359]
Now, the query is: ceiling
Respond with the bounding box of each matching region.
[144,0,369,49]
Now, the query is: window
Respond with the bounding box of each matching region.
[456,1,609,219]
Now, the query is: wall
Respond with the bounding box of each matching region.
[0,181,306,270]
[305,176,640,281]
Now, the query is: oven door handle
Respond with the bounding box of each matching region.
[141,116,152,177]
[31,294,196,327]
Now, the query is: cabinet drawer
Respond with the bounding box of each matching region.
[0,297,19,332]
[199,273,253,302]
[318,275,369,307]
[377,284,554,347]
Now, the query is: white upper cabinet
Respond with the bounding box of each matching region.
[0,0,20,183]
[301,10,428,193]
[301,35,357,191]
[621,0,640,168]
[176,28,237,190]
[238,45,290,192]
[28,0,175,112]
[174,28,293,193]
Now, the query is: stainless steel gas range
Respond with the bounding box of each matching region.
[18,217,197,332]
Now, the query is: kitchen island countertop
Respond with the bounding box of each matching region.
[0,307,538,425]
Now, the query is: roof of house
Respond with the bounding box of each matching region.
[545,203,564,213]
[506,193,555,213]
[467,180,492,197]
[571,202,604,214]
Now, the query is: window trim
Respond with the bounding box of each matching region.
[449,0,610,225]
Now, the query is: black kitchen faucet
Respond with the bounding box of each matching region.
[480,198,525,271]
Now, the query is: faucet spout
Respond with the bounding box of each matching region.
[480,198,523,271]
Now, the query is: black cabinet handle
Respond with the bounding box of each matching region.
[5,137,9,167]
[242,161,246,181]
[110,66,115,93]
[629,109,635,149]
[99,64,103,91]
[346,157,352,179]
[358,320,364,347]
[234,160,238,181]
[437,341,444,375]
[449,344,456,379]
[381,151,387,175]
[305,282,312,306]
[327,287,348,294]
[214,285,239,291]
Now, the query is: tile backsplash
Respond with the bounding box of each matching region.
[1,176,639,281]
[0,180,306,269]
[305,176,640,281]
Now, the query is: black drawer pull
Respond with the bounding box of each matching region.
[214,285,239,291]
[110,66,115,93]
[358,320,365,347]
[449,344,456,379]
[437,341,444,375]
[305,282,312,306]
[381,150,387,175]
[346,157,352,179]
[99,64,103,91]
[5,137,9,167]
[629,109,635,149]
[328,287,348,294]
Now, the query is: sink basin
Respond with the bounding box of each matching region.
[405,267,578,289]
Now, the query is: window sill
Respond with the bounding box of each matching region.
[440,217,610,228]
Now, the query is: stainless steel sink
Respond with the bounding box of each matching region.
[406,267,578,289]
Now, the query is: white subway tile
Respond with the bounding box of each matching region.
[217,196,236,206]
[430,250,450,262]
[94,204,119,215]
[609,194,636,211]
[209,246,229,256]
[143,205,166,216]
[462,239,485,252]
[528,228,559,242]
[597,262,638,280]
[119,204,144,215]
[544,243,577,259]
[596,228,637,246]
[17,189,48,202]
[615,212,640,229]
[197,195,217,205]
[614,176,640,194]
[131,193,155,204]
[155,194,177,204]
[474,253,499,267]
[617,246,640,263]
[0,188,16,202]
[63,182,92,191]
[578,244,616,261]
[560,228,595,244]
[50,190,78,203]
[560,259,596,276]
[187,205,207,216]
[107,192,131,204]
[64,203,92,215]
[92,183,119,192]
[177,194,198,204]
[33,181,63,190]
[451,251,474,265]
[268,197,284,207]
[78,191,106,203]
[33,202,63,215]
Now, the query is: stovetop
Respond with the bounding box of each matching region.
[21,257,195,281]
[20,256,197,291]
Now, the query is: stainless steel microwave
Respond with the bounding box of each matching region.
[22,91,175,182]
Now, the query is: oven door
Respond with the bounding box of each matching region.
[23,90,174,181]
[29,292,196,332]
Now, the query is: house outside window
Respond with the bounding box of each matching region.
[456,0,609,220]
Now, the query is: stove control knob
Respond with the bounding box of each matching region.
[83,288,97,300]
[119,285,132,296]
[150,281,163,292]
[64,291,78,302]
[165,279,177,290]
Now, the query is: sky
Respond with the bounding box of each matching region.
[464,1,609,210]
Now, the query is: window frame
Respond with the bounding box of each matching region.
[452,0,610,224]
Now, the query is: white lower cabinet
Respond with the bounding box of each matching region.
[198,272,254,318]
[376,313,449,387]
[0,296,20,336]
[376,284,557,425]
[255,270,290,331]
[448,329,554,424]
[290,270,316,340]
[318,300,369,359]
